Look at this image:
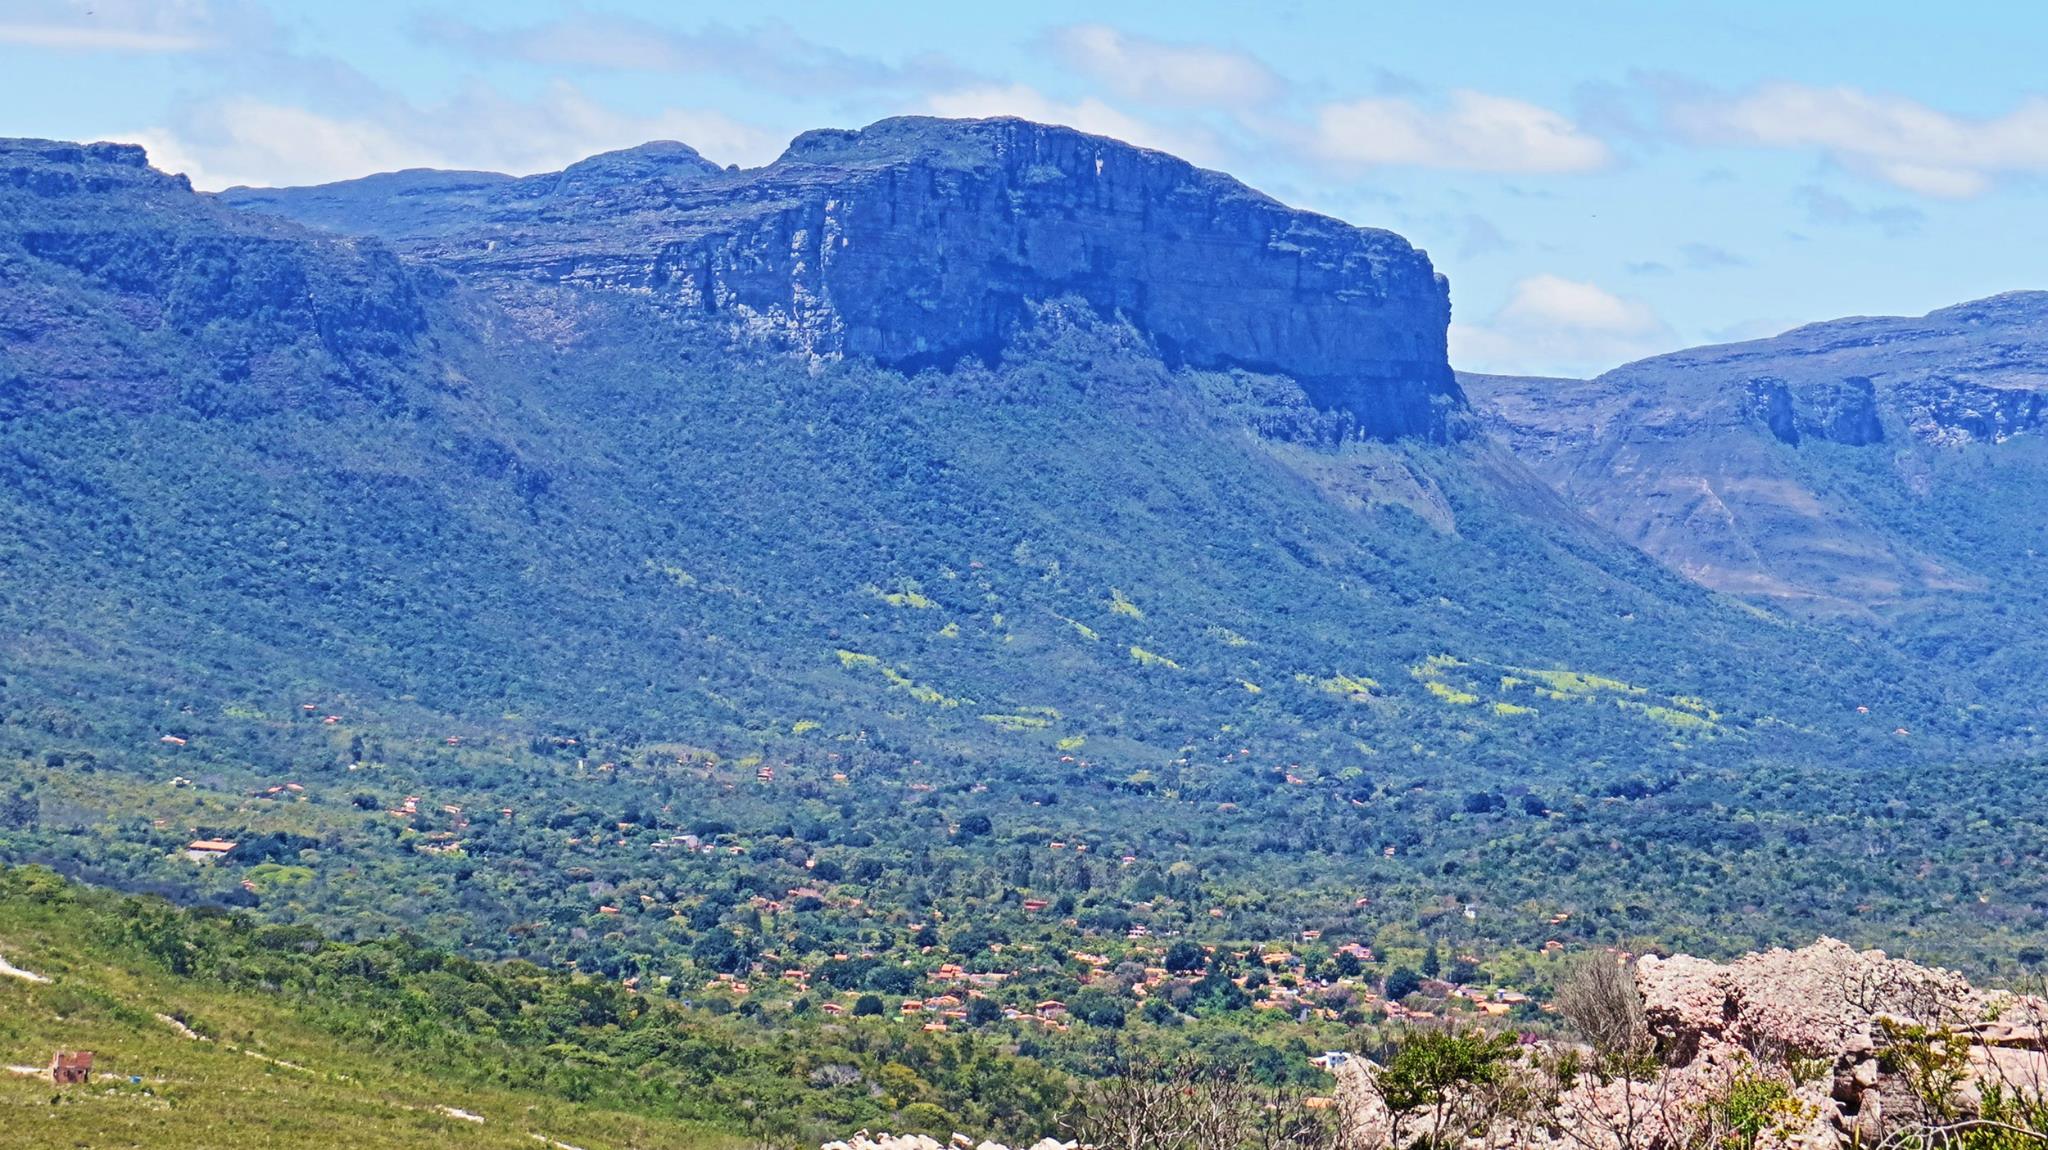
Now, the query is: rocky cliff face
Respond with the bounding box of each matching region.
[221,117,1463,441]
[1,137,427,414]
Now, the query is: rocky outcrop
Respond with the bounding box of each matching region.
[221,117,1464,441]
[1322,939,2048,1149]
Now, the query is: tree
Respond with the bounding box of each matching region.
[1385,966,1424,1000]
[1163,940,1207,974]
[1422,940,1442,979]
[864,963,920,995]
[1068,989,1127,1029]
[852,994,884,1017]
[966,996,1004,1026]
[1374,1027,1518,1148]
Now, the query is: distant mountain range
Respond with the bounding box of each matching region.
[2,119,2043,797]
[1465,294,2048,710]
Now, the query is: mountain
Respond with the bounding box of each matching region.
[6,119,2048,998]
[1463,295,2048,706]
[221,117,1463,441]
[8,120,1947,780]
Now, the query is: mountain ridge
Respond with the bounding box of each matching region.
[218,116,1466,441]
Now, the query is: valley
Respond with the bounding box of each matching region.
[2,116,2045,1148]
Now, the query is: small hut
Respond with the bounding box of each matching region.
[50,1050,93,1085]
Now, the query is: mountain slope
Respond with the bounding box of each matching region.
[1463,294,2048,722]
[2,125,1974,785]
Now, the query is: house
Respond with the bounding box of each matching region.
[50,1051,93,1085]
[184,839,236,863]
[1035,1000,1067,1017]
[159,735,187,746]
[1021,898,1049,912]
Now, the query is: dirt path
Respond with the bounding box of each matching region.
[155,1013,205,1040]
[0,952,49,983]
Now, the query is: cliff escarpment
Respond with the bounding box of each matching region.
[222,117,1463,440]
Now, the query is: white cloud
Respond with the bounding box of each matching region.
[1309,90,1611,173]
[1046,24,1281,107]
[1452,275,1675,377]
[923,83,1219,165]
[122,84,781,191]
[1670,83,2048,199]
[1499,275,1663,334]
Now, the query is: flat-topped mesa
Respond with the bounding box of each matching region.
[774,120,1461,440]
[224,117,1466,441]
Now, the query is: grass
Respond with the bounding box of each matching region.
[0,900,737,1150]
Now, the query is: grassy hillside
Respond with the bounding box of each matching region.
[0,867,737,1150]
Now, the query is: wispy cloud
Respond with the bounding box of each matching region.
[1307,90,1612,174]
[420,14,969,96]
[126,83,779,190]
[1452,274,1675,376]
[0,22,202,51]
[1797,185,1925,237]
[1680,242,1747,269]
[0,0,218,53]
[1044,24,1281,108]
[1669,82,2048,199]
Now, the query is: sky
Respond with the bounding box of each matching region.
[2,0,2044,377]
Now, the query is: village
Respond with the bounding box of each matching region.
[137,721,1586,1056]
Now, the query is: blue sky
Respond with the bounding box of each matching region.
[2,0,2043,377]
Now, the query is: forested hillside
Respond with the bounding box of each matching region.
[3,123,2047,1064]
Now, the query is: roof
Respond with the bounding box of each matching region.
[186,839,237,852]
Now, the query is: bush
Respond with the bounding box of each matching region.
[1555,953,1647,1059]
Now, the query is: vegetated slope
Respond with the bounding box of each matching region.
[0,866,741,1150]
[1463,295,2048,727]
[1,128,1962,791]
